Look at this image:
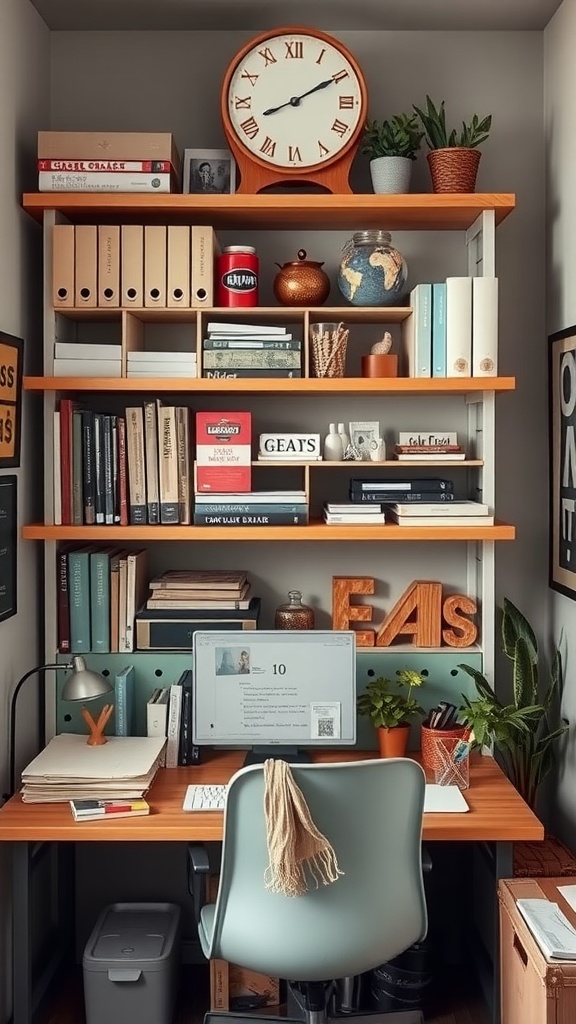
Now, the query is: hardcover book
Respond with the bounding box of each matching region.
[70,798,150,821]
[195,411,252,493]
[114,664,135,737]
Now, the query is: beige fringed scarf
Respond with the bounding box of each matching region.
[263,758,344,897]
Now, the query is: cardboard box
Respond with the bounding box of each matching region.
[499,877,576,1024]
[38,131,180,169]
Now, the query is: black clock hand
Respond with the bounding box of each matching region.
[262,78,334,116]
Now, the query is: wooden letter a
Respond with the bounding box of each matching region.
[376,581,443,647]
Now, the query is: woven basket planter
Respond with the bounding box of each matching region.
[427,148,481,193]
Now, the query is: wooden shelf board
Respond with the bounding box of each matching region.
[22,192,516,230]
[252,459,483,467]
[54,304,412,323]
[24,375,516,394]
[22,521,515,542]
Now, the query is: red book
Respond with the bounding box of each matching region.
[195,411,252,493]
[38,158,173,173]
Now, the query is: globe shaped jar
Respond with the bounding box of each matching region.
[274,590,315,630]
[337,230,408,307]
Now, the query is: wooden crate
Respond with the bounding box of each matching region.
[499,877,576,1024]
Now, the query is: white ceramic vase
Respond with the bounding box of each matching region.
[370,156,412,195]
[323,423,344,461]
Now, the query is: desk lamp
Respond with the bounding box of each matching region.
[5,656,112,801]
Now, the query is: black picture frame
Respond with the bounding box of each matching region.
[0,474,17,622]
[0,331,23,469]
[549,325,576,599]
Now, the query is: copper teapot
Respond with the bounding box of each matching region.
[273,249,330,306]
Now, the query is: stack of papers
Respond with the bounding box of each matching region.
[20,733,166,803]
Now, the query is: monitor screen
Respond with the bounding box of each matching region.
[192,630,356,759]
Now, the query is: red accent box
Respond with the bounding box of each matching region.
[195,412,252,492]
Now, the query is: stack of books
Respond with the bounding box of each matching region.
[136,570,261,649]
[323,502,386,525]
[385,499,494,527]
[70,798,150,822]
[193,491,309,526]
[393,443,466,461]
[201,321,302,379]
[53,342,122,378]
[349,477,456,505]
[20,733,165,803]
[38,130,180,192]
[127,350,197,379]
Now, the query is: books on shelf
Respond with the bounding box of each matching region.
[135,597,261,649]
[194,510,309,525]
[350,477,453,493]
[393,444,466,461]
[70,797,150,821]
[386,511,495,526]
[206,321,288,335]
[39,170,175,192]
[149,569,249,591]
[54,358,122,377]
[146,582,252,610]
[324,510,386,525]
[402,282,432,377]
[194,490,307,504]
[385,500,490,516]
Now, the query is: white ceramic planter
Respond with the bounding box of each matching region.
[369,156,412,194]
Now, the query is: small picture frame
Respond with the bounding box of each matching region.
[183,148,237,195]
[349,421,380,459]
[0,331,23,469]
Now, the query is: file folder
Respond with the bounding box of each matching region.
[74,225,97,307]
[121,224,144,306]
[191,226,219,307]
[144,225,167,307]
[167,225,191,307]
[97,225,120,307]
[52,223,75,307]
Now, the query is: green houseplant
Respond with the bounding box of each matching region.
[412,95,492,193]
[357,669,425,757]
[362,114,423,194]
[458,598,568,809]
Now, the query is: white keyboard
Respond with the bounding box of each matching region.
[183,784,227,812]
[517,898,576,959]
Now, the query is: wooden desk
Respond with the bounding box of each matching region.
[0,750,543,1024]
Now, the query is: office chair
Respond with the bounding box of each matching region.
[188,757,428,1024]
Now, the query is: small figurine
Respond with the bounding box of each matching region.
[371,331,393,355]
[343,442,364,461]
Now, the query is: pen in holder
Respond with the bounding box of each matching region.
[434,737,470,790]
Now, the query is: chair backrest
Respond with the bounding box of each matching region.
[206,758,427,982]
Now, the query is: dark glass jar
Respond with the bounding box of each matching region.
[274,590,315,630]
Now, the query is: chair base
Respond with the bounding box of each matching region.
[288,980,424,1024]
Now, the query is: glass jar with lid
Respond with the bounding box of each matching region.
[274,590,315,630]
[337,230,407,307]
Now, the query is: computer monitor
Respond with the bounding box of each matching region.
[192,630,357,763]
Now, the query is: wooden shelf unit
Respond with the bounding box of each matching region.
[25,376,516,394]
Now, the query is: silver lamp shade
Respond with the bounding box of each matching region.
[61,656,113,702]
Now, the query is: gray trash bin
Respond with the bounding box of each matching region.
[83,902,181,1024]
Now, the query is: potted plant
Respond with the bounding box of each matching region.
[362,114,424,194]
[357,668,425,757]
[412,95,492,193]
[458,598,568,809]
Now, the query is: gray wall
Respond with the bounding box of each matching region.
[0,3,49,1019]
[545,0,576,847]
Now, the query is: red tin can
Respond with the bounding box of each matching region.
[216,245,259,307]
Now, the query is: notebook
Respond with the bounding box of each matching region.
[424,784,469,813]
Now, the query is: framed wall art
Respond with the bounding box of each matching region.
[0,331,23,469]
[549,325,576,599]
[182,148,237,194]
[349,420,380,459]
[0,474,17,622]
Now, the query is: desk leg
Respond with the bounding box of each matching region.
[12,842,32,1024]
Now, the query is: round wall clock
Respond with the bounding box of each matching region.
[221,26,368,194]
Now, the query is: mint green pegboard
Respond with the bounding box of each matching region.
[57,648,481,751]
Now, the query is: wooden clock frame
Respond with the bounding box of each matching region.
[220,26,369,195]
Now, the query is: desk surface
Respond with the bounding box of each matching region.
[0,750,544,843]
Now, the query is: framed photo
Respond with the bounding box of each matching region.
[0,474,17,622]
[183,148,236,195]
[549,326,576,599]
[349,421,380,459]
[0,331,23,469]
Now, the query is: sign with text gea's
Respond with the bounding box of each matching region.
[0,332,23,468]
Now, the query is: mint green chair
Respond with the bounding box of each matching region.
[189,758,427,1024]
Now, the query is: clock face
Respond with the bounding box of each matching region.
[226,30,365,170]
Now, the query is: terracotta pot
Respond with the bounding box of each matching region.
[376,724,410,758]
[427,148,481,193]
[420,723,467,774]
[361,354,398,378]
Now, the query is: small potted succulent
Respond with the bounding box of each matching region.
[357,669,425,757]
[412,95,492,193]
[362,113,424,194]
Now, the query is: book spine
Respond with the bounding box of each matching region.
[125,406,147,524]
[68,549,91,653]
[136,618,257,649]
[111,416,120,523]
[82,410,96,525]
[114,665,134,737]
[158,405,180,523]
[143,401,160,524]
[398,431,458,445]
[93,412,105,524]
[403,284,432,377]
[60,398,75,525]
[109,552,121,653]
[203,338,300,349]
[472,276,498,376]
[57,548,70,654]
[446,276,473,377]
[207,321,287,335]
[176,406,191,525]
[191,225,217,307]
[193,511,309,525]
[102,415,114,524]
[349,491,456,503]
[350,478,452,493]
[179,674,192,765]
[165,683,183,767]
[432,282,447,377]
[71,409,84,525]
[194,503,307,514]
[38,159,172,172]
[90,550,110,653]
[202,369,302,379]
[117,416,129,526]
[202,350,301,368]
[38,170,173,191]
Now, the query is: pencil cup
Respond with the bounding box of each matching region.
[433,737,470,790]
[309,322,349,378]
[420,723,467,774]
